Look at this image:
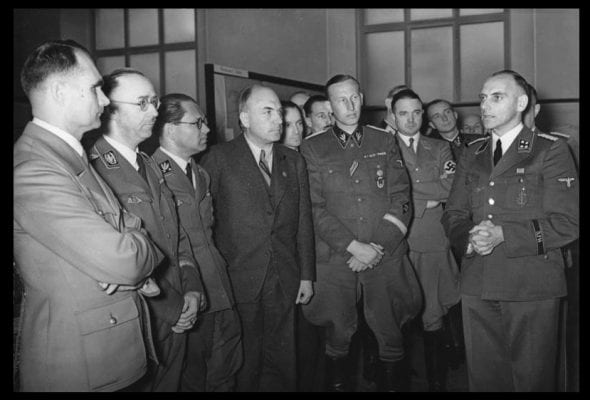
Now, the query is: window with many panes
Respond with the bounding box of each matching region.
[359,9,507,106]
[92,9,198,100]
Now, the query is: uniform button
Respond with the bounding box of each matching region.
[355,179,360,184]
[415,168,420,172]
[488,198,495,205]
[544,254,549,260]
[109,314,117,325]
[487,214,493,219]
[350,144,355,148]
[415,179,420,183]
[489,181,495,186]
[357,198,362,202]
[160,215,165,220]
[359,217,364,221]
[166,233,171,238]
[97,210,104,216]
[328,169,333,174]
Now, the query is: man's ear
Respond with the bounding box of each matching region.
[385,97,392,112]
[453,111,458,121]
[49,78,67,106]
[429,121,436,130]
[360,92,364,106]
[239,111,250,130]
[534,104,541,118]
[304,116,312,129]
[516,94,529,112]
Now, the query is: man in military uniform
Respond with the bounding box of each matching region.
[460,114,484,136]
[89,69,206,392]
[392,89,461,391]
[152,93,242,391]
[442,70,579,391]
[300,74,422,392]
[426,99,485,161]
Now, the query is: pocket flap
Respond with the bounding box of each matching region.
[76,297,139,335]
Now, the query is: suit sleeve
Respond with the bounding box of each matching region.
[441,148,477,256]
[369,134,413,254]
[299,140,356,255]
[502,139,579,257]
[13,158,158,285]
[177,223,205,293]
[295,154,316,281]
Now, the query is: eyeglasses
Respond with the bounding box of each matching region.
[110,96,160,112]
[175,117,208,130]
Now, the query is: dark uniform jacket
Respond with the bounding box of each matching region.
[300,125,412,272]
[429,130,485,161]
[442,127,579,300]
[14,123,161,391]
[200,134,316,303]
[90,136,203,341]
[152,148,235,313]
[396,134,456,252]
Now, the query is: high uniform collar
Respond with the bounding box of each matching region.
[32,117,84,157]
[333,124,363,148]
[159,146,189,172]
[103,134,140,170]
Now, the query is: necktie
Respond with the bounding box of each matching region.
[136,153,148,182]
[409,137,416,154]
[493,138,502,166]
[185,162,193,187]
[259,149,272,186]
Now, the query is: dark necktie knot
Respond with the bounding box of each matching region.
[409,137,415,153]
[493,138,502,166]
[259,149,272,185]
[185,162,193,186]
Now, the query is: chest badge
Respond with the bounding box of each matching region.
[376,168,385,189]
[349,160,359,177]
[516,187,528,206]
[518,139,531,152]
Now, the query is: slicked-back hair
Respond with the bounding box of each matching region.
[386,84,409,101]
[153,93,197,138]
[425,98,453,116]
[100,68,146,119]
[491,69,530,102]
[303,94,329,117]
[391,89,422,113]
[325,74,360,98]
[20,39,91,98]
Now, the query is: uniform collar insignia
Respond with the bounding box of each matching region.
[333,125,363,149]
[517,128,534,153]
[102,150,119,169]
[475,138,490,154]
[158,160,172,175]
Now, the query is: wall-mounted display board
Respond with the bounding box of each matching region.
[205,63,324,144]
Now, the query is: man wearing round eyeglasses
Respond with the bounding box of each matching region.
[88,68,207,392]
[151,93,242,392]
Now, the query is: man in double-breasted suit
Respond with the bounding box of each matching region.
[442,70,579,391]
[14,40,162,391]
[391,89,460,392]
[89,69,205,392]
[152,93,242,391]
[200,84,315,392]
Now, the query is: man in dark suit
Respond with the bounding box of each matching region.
[442,70,579,391]
[14,40,161,391]
[152,93,242,391]
[89,69,206,392]
[200,84,316,392]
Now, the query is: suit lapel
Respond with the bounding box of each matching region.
[271,146,287,208]
[235,134,273,204]
[491,127,534,179]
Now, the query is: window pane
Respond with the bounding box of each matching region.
[364,31,405,106]
[129,9,159,47]
[164,9,195,43]
[460,9,504,16]
[95,9,124,50]
[96,56,126,75]
[410,9,452,20]
[165,50,197,99]
[130,53,160,94]
[460,22,504,101]
[411,26,453,102]
[364,9,404,25]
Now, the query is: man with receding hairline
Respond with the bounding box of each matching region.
[442,70,578,391]
[201,84,315,391]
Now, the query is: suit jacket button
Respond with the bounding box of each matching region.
[488,198,495,205]
[109,314,117,325]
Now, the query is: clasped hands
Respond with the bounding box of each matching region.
[172,291,207,334]
[466,220,504,256]
[346,240,384,273]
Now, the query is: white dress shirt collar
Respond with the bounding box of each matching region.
[103,134,140,170]
[397,132,420,152]
[244,135,273,173]
[32,117,84,157]
[492,123,523,156]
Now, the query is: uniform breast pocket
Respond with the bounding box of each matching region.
[366,159,388,191]
[124,192,154,207]
[504,173,540,209]
[320,163,348,193]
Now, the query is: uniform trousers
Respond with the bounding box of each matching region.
[235,265,296,392]
[303,254,421,362]
[181,308,242,391]
[462,294,560,391]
